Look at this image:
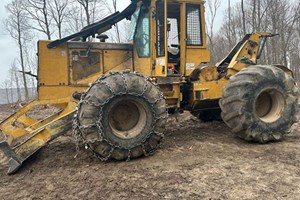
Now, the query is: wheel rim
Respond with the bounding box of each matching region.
[108,99,147,139]
[255,89,285,123]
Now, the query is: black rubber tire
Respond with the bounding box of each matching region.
[74,71,167,160]
[220,65,299,143]
[191,109,222,122]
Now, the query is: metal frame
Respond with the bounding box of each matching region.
[0,98,77,174]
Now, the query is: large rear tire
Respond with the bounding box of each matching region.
[220,65,298,143]
[73,71,167,160]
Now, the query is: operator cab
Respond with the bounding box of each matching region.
[129,0,210,78]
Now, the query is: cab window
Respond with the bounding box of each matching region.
[134,4,150,57]
[186,4,202,46]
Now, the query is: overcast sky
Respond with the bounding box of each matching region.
[0,0,238,83]
[0,0,18,84]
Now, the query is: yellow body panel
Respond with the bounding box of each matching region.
[133,49,152,77]
[38,86,86,100]
[190,76,229,111]
[37,41,135,100]
[185,48,210,75]
[103,50,133,72]
[192,79,228,100]
[161,82,181,108]
[38,41,69,86]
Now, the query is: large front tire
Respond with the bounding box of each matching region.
[73,71,167,160]
[220,65,298,143]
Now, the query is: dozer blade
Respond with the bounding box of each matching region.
[0,98,77,174]
[0,141,20,174]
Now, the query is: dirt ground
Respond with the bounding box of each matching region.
[0,102,299,200]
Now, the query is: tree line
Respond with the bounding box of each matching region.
[1,0,300,103]
[207,0,300,81]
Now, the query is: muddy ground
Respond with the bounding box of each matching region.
[0,102,299,200]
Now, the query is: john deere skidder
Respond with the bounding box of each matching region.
[0,0,298,174]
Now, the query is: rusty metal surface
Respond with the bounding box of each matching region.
[71,51,101,81]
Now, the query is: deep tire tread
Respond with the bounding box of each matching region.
[220,65,299,143]
[74,71,167,161]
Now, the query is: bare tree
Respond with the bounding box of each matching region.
[251,0,257,32]
[65,5,86,34]
[77,0,106,25]
[23,43,38,96]
[111,0,121,43]
[102,0,126,42]
[77,0,92,26]
[49,0,69,39]
[206,0,221,63]
[5,0,30,99]
[228,0,232,45]
[241,0,246,35]
[24,0,52,40]
[8,61,22,102]
[1,80,11,104]
[60,0,106,38]
[12,62,22,101]
[9,71,14,102]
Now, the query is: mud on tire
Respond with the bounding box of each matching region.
[73,71,167,160]
[220,65,299,143]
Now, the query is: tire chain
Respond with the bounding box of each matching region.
[72,70,168,161]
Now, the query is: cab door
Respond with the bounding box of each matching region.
[154,0,168,77]
[183,2,210,76]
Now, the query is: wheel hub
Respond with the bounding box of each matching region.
[255,89,285,123]
[108,99,147,139]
